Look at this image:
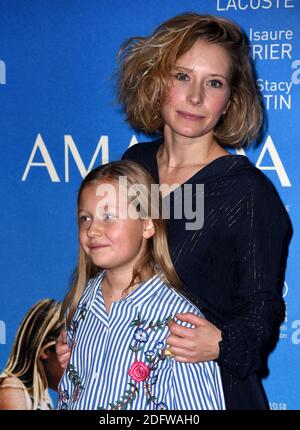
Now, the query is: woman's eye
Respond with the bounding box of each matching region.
[208,80,223,88]
[175,72,189,81]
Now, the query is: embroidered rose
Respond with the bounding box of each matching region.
[128,361,151,382]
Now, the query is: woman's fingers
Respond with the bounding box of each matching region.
[175,312,206,327]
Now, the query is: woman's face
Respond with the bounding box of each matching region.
[161,39,231,140]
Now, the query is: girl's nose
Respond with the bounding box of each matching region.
[87,219,103,238]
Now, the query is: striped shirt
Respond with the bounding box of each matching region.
[57,271,225,410]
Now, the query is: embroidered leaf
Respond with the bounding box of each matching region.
[151,376,158,385]
[149,320,154,328]
[137,312,146,326]
[129,320,139,327]
[129,345,141,353]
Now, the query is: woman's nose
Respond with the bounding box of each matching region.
[187,82,203,106]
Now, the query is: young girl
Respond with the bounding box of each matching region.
[57,160,225,410]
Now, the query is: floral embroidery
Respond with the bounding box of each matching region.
[98,312,172,410]
[69,320,79,340]
[66,363,84,401]
[128,361,151,382]
[58,364,84,406]
[156,402,168,410]
[77,302,88,321]
[58,389,69,409]
[59,302,89,406]
[134,328,149,343]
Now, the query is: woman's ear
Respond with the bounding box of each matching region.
[223,98,231,115]
[143,218,155,239]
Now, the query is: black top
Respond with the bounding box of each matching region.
[122,139,291,410]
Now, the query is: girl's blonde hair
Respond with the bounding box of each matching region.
[0,299,62,410]
[117,13,263,147]
[62,160,182,329]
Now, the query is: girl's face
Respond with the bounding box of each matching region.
[78,181,154,274]
[161,39,231,141]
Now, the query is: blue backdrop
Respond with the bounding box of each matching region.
[0,0,299,410]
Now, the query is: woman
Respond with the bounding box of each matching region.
[0,299,64,409]
[56,12,291,409]
[119,13,291,409]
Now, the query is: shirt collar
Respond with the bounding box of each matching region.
[124,274,165,307]
[89,270,165,309]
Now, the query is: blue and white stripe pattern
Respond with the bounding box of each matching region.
[57,271,225,410]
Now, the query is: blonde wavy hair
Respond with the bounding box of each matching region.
[61,160,182,329]
[0,299,62,410]
[117,12,263,147]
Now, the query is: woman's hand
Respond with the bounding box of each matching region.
[55,329,71,369]
[166,313,222,363]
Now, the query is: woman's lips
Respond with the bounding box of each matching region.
[177,110,205,120]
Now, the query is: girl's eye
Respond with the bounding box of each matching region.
[208,80,223,88]
[174,72,189,81]
[102,213,115,221]
[78,215,90,224]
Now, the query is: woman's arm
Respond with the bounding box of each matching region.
[216,177,291,378]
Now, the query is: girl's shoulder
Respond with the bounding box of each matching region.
[156,280,202,317]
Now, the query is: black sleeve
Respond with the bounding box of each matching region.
[217,174,292,379]
[121,145,138,160]
[121,144,146,166]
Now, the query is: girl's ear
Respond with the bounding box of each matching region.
[143,218,155,239]
[40,346,49,361]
